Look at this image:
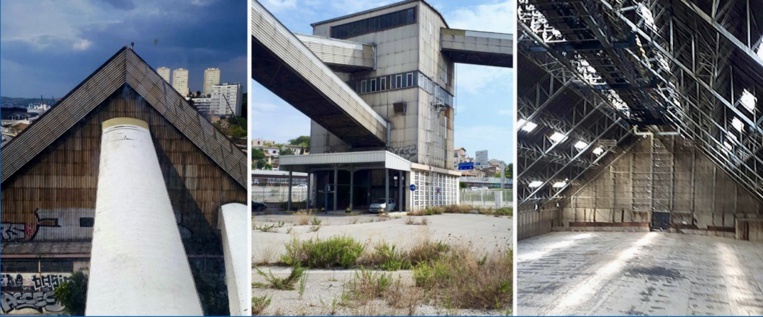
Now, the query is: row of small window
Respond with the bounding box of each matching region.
[331,7,417,39]
[1,259,75,273]
[356,72,418,94]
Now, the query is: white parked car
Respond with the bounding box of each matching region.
[369,198,396,213]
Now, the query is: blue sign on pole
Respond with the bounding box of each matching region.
[457,162,475,170]
[409,184,417,191]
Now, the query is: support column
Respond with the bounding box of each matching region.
[333,167,338,212]
[88,118,202,315]
[349,167,354,211]
[385,168,390,212]
[306,171,311,211]
[398,170,403,212]
[287,170,293,211]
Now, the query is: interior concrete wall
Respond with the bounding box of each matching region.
[518,207,558,240]
[561,136,763,229]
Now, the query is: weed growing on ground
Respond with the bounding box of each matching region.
[311,217,322,226]
[298,271,308,299]
[405,217,415,225]
[255,263,305,290]
[286,227,293,234]
[251,294,271,315]
[412,246,512,310]
[345,267,391,304]
[277,221,285,228]
[281,236,365,268]
[256,224,276,232]
[294,210,311,225]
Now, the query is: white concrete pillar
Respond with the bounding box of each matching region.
[385,169,389,211]
[219,203,250,316]
[87,118,203,316]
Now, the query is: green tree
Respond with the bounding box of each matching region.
[288,135,310,152]
[252,148,268,169]
[54,271,88,316]
[280,147,295,155]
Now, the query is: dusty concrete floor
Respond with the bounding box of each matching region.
[252,213,512,315]
[517,232,763,315]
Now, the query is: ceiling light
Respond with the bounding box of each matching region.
[549,132,567,143]
[732,117,744,132]
[552,181,567,188]
[741,89,756,112]
[574,141,588,149]
[528,181,543,188]
[517,119,537,132]
[593,146,604,155]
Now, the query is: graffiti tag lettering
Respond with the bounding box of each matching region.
[387,145,417,160]
[1,223,25,241]
[1,273,70,313]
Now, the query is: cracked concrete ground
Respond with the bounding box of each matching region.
[517,231,763,316]
[252,213,512,315]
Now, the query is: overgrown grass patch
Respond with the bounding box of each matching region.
[412,247,512,310]
[281,236,365,268]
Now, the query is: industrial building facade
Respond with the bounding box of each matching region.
[0,48,247,314]
[251,0,511,211]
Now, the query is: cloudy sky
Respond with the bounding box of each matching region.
[251,0,515,163]
[1,0,247,99]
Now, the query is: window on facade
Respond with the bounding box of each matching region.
[396,75,403,88]
[40,260,74,272]
[330,7,416,39]
[361,80,367,93]
[370,79,377,92]
[406,73,414,87]
[380,77,386,91]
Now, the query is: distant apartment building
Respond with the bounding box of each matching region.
[210,83,243,116]
[172,68,189,96]
[203,68,221,96]
[157,67,171,83]
[191,97,213,118]
[252,138,277,147]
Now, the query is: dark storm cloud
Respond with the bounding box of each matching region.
[1,0,247,98]
[102,0,136,11]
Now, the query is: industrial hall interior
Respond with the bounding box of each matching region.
[515,0,763,316]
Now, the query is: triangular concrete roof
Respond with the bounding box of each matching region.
[1,47,247,188]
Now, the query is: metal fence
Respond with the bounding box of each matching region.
[251,186,308,203]
[459,189,512,208]
[252,186,514,209]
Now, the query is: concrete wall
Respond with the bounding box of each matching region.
[561,136,763,229]
[310,2,454,170]
[517,207,558,240]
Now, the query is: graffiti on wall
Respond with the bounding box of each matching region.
[1,223,27,241]
[387,145,418,160]
[1,208,95,242]
[1,273,70,313]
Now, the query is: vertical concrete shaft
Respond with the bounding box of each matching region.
[87,118,202,316]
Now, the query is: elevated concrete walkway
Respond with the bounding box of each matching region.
[441,28,513,68]
[251,1,388,147]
